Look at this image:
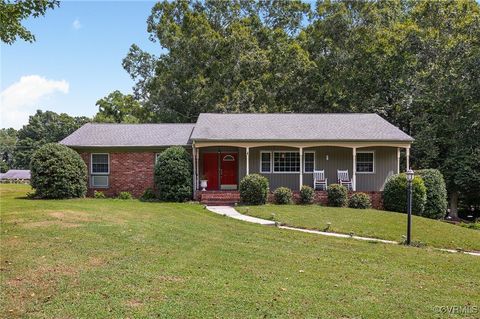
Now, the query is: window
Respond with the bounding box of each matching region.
[304,152,315,173]
[273,152,300,172]
[260,152,271,173]
[356,152,374,173]
[91,154,109,188]
[155,153,161,164]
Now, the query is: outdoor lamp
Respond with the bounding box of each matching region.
[406,169,414,245]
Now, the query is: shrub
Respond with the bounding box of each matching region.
[239,174,269,205]
[94,190,106,199]
[416,169,448,219]
[30,143,87,199]
[274,187,293,205]
[383,173,427,215]
[327,184,348,207]
[117,191,133,200]
[140,188,158,201]
[348,192,371,209]
[299,185,315,204]
[155,146,192,202]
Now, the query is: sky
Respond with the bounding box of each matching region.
[1,0,161,129]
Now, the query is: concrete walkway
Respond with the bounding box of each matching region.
[205,206,480,257]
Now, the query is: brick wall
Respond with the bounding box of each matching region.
[80,152,155,198]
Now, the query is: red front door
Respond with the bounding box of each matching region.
[203,153,219,190]
[220,153,237,189]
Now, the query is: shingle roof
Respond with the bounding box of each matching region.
[1,170,31,179]
[191,113,413,142]
[60,123,195,147]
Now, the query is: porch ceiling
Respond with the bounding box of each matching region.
[193,141,411,149]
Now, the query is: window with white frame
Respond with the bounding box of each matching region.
[304,152,315,173]
[260,152,271,173]
[356,151,374,173]
[91,153,109,187]
[273,152,300,172]
[155,153,161,164]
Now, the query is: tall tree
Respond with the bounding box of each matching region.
[0,128,17,172]
[93,90,151,123]
[0,0,59,44]
[123,0,313,122]
[13,110,90,169]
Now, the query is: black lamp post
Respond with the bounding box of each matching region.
[406,169,414,245]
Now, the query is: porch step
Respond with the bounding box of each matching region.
[198,191,240,206]
[202,201,238,206]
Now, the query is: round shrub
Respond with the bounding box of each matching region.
[348,192,371,209]
[383,173,427,215]
[299,185,315,204]
[30,143,87,199]
[327,184,348,207]
[274,187,293,205]
[155,146,192,202]
[239,174,269,205]
[117,191,133,200]
[140,188,158,201]
[416,169,448,219]
[94,190,106,199]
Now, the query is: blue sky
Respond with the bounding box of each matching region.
[1,1,160,129]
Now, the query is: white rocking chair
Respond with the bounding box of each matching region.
[314,170,328,190]
[337,169,353,190]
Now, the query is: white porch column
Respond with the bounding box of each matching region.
[397,148,401,174]
[299,147,303,190]
[352,147,357,191]
[406,147,410,171]
[246,147,250,175]
[195,147,200,189]
[192,144,197,192]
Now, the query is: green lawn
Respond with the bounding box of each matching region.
[1,185,479,318]
[237,205,480,251]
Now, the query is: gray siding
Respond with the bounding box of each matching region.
[198,145,398,191]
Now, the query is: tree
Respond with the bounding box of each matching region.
[14,110,90,169]
[93,90,151,123]
[123,0,313,122]
[0,128,17,171]
[0,0,59,44]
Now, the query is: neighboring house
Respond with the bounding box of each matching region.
[60,113,413,205]
[0,169,31,183]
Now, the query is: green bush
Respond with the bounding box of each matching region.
[239,174,269,205]
[327,184,348,207]
[299,185,315,204]
[155,146,192,202]
[274,187,293,205]
[416,169,448,219]
[117,191,133,200]
[348,192,371,209]
[94,190,106,199]
[383,173,427,215]
[30,143,87,199]
[140,188,158,201]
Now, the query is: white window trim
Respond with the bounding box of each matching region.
[155,153,161,164]
[303,151,315,173]
[356,151,375,174]
[272,151,301,174]
[260,151,272,173]
[91,153,110,175]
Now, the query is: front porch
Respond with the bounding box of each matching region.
[192,141,411,194]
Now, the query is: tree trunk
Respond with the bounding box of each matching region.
[449,191,459,219]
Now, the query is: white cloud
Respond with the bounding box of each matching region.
[0,75,69,129]
[72,18,82,30]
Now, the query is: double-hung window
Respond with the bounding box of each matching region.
[91,153,109,188]
[260,152,272,173]
[304,152,315,173]
[356,151,374,173]
[273,152,300,172]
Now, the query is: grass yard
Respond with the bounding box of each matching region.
[1,185,479,318]
[237,205,480,251]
